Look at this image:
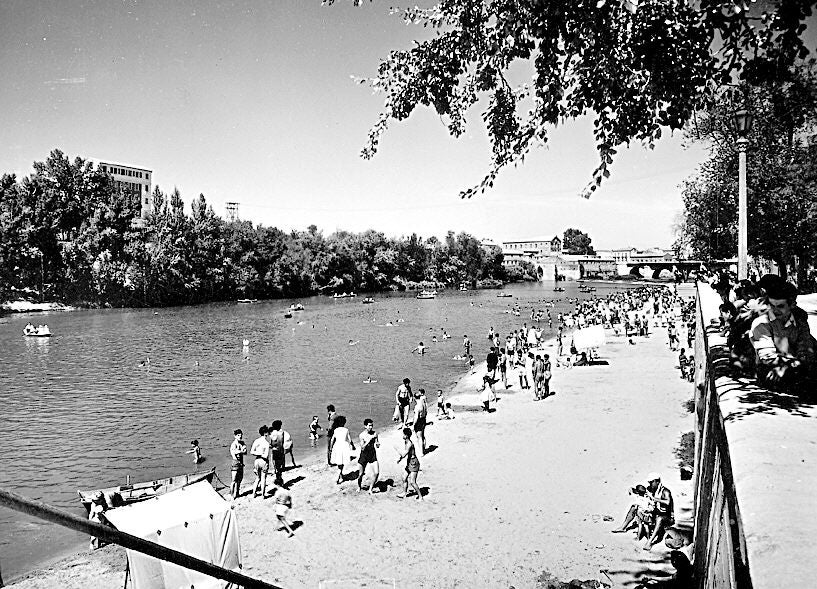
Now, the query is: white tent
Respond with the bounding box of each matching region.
[104,481,241,589]
[572,325,606,350]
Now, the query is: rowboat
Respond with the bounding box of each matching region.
[496,293,513,298]
[237,298,257,304]
[23,330,52,337]
[362,297,375,304]
[416,290,436,299]
[289,303,305,311]
[78,467,216,515]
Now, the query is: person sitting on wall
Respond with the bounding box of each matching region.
[749,279,816,394]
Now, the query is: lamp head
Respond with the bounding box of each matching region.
[733,108,754,139]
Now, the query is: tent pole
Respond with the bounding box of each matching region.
[0,488,282,589]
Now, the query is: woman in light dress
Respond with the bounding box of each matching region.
[328,415,356,484]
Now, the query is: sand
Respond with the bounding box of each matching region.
[8,324,694,589]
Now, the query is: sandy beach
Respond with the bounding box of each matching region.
[8,323,694,589]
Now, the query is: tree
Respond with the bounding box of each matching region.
[562,228,595,255]
[338,0,817,198]
[680,63,817,284]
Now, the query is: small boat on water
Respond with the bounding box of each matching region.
[333,292,356,299]
[416,290,436,299]
[496,293,513,298]
[78,467,216,515]
[237,298,258,304]
[553,287,565,292]
[362,297,375,304]
[289,303,305,311]
[23,325,51,337]
[284,311,293,318]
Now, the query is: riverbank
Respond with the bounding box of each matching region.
[1,300,74,313]
[8,318,695,588]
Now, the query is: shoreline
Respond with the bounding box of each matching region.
[1,301,75,314]
[8,320,695,588]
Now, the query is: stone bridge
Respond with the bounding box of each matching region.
[625,259,733,280]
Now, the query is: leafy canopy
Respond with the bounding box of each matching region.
[330,0,816,198]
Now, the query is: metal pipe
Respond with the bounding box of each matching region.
[0,488,282,589]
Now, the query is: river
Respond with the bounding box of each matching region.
[0,280,634,581]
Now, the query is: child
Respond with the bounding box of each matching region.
[435,390,445,417]
[187,440,203,464]
[273,485,295,537]
[442,402,454,419]
[309,416,322,445]
[468,354,475,373]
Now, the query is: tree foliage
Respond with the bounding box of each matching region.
[335,0,816,198]
[679,62,817,285]
[562,228,595,255]
[0,150,507,306]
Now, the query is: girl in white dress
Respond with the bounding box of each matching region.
[328,416,356,484]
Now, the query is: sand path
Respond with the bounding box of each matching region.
[9,323,694,589]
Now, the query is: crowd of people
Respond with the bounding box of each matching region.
[710,271,815,394]
[213,282,697,554]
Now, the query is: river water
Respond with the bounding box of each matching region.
[0,281,631,580]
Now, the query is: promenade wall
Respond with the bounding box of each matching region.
[692,285,817,588]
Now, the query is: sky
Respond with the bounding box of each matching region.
[0,0,712,250]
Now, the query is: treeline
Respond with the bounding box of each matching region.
[0,150,512,307]
[676,62,817,287]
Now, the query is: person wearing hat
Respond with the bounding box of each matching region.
[749,278,815,392]
[643,473,674,550]
[612,473,674,550]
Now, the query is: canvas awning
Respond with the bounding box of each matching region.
[572,325,606,350]
[104,481,241,589]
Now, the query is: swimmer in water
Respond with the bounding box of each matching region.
[243,339,250,347]
[432,336,438,343]
[411,342,426,355]
[385,321,394,327]
[349,339,360,346]
[138,357,151,367]
[442,330,450,339]
[187,440,204,464]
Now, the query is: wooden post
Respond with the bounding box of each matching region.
[0,488,282,589]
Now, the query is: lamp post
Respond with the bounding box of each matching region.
[733,108,753,280]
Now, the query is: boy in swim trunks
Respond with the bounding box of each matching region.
[357,418,381,494]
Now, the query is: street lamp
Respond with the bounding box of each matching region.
[733,108,754,280]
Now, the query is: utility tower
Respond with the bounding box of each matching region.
[225,202,239,222]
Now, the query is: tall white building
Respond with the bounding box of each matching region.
[98,161,153,225]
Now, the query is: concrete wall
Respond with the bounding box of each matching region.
[693,286,817,588]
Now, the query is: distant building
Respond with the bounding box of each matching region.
[501,236,562,255]
[97,161,152,227]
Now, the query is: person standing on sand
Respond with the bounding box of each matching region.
[329,416,356,484]
[229,429,247,499]
[533,354,545,400]
[269,420,285,487]
[283,428,297,468]
[486,346,498,380]
[413,389,428,456]
[357,418,381,493]
[542,354,553,397]
[395,378,412,426]
[397,427,423,500]
[250,425,271,498]
[326,405,338,465]
[499,348,508,388]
